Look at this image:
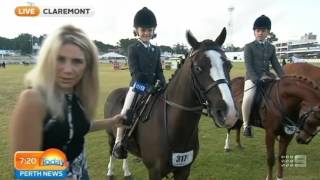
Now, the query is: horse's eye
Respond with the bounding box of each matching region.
[194,66,202,73]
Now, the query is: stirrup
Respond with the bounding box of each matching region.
[112,142,128,159]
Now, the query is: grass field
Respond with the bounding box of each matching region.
[0,63,319,180]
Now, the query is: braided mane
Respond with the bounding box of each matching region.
[282,75,320,91]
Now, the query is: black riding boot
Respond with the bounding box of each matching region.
[112,109,134,159]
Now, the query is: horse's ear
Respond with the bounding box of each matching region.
[186,30,200,49]
[215,27,227,46]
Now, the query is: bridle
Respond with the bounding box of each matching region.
[298,106,320,138]
[274,81,320,140]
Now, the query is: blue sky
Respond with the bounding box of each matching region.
[0,0,319,47]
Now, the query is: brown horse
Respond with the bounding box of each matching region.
[283,63,320,84]
[104,28,239,180]
[224,75,320,180]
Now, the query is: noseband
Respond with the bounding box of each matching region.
[298,106,320,137]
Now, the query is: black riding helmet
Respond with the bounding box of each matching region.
[253,15,271,30]
[134,7,157,28]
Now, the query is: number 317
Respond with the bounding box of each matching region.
[176,155,187,163]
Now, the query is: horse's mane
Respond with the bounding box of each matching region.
[282,75,320,92]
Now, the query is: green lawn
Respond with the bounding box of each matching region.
[0,63,319,180]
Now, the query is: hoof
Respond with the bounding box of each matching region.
[224,148,232,152]
[107,175,115,180]
[124,175,133,180]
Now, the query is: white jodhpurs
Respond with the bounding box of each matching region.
[241,80,256,128]
[115,87,136,143]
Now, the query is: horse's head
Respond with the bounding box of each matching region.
[185,28,238,128]
[296,105,320,144]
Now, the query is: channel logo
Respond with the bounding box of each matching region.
[15,6,40,17]
[280,154,307,168]
[15,4,94,17]
[14,148,69,179]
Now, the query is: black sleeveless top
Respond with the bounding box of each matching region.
[42,94,90,163]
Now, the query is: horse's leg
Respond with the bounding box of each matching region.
[224,129,232,152]
[265,131,276,180]
[173,166,191,180]
[276,134,293,180]
[148,167,162,180]
[107,134,116,180]
[236,127,243,149]
[122,158,133,179]
[107,156,115,178]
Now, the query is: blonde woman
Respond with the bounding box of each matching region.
[10,25,125,180]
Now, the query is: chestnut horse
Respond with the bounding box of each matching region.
[224,75,320,180]
[283,63,320,84]
[224,64,320,150]
[104,28,238,180]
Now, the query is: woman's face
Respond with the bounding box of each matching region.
[254,28,269,41]
[56,43,87,93]
[136,27,155,43]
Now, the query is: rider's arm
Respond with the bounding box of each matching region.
[128,45,147,83]
[244,44,259,82]
[270,45,284,77]
[10,89,46,156]
[155,47,166,87]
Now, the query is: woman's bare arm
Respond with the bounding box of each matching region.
[10,89,46,156]
[89,114,127,132]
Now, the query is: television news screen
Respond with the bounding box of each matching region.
[1,0,320,179]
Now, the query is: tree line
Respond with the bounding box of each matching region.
[0,34,189,56]
[0,34,46,55]
[0,32,278,55]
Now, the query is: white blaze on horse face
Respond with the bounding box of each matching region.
[206,50,238,127]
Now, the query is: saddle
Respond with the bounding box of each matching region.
[122,91,160,143]
[130,93,157,124]
[249,79,276,128]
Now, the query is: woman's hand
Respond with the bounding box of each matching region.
[90,114,128,132]
[112,114,128,128]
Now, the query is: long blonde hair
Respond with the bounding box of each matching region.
[25,25,99,121]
